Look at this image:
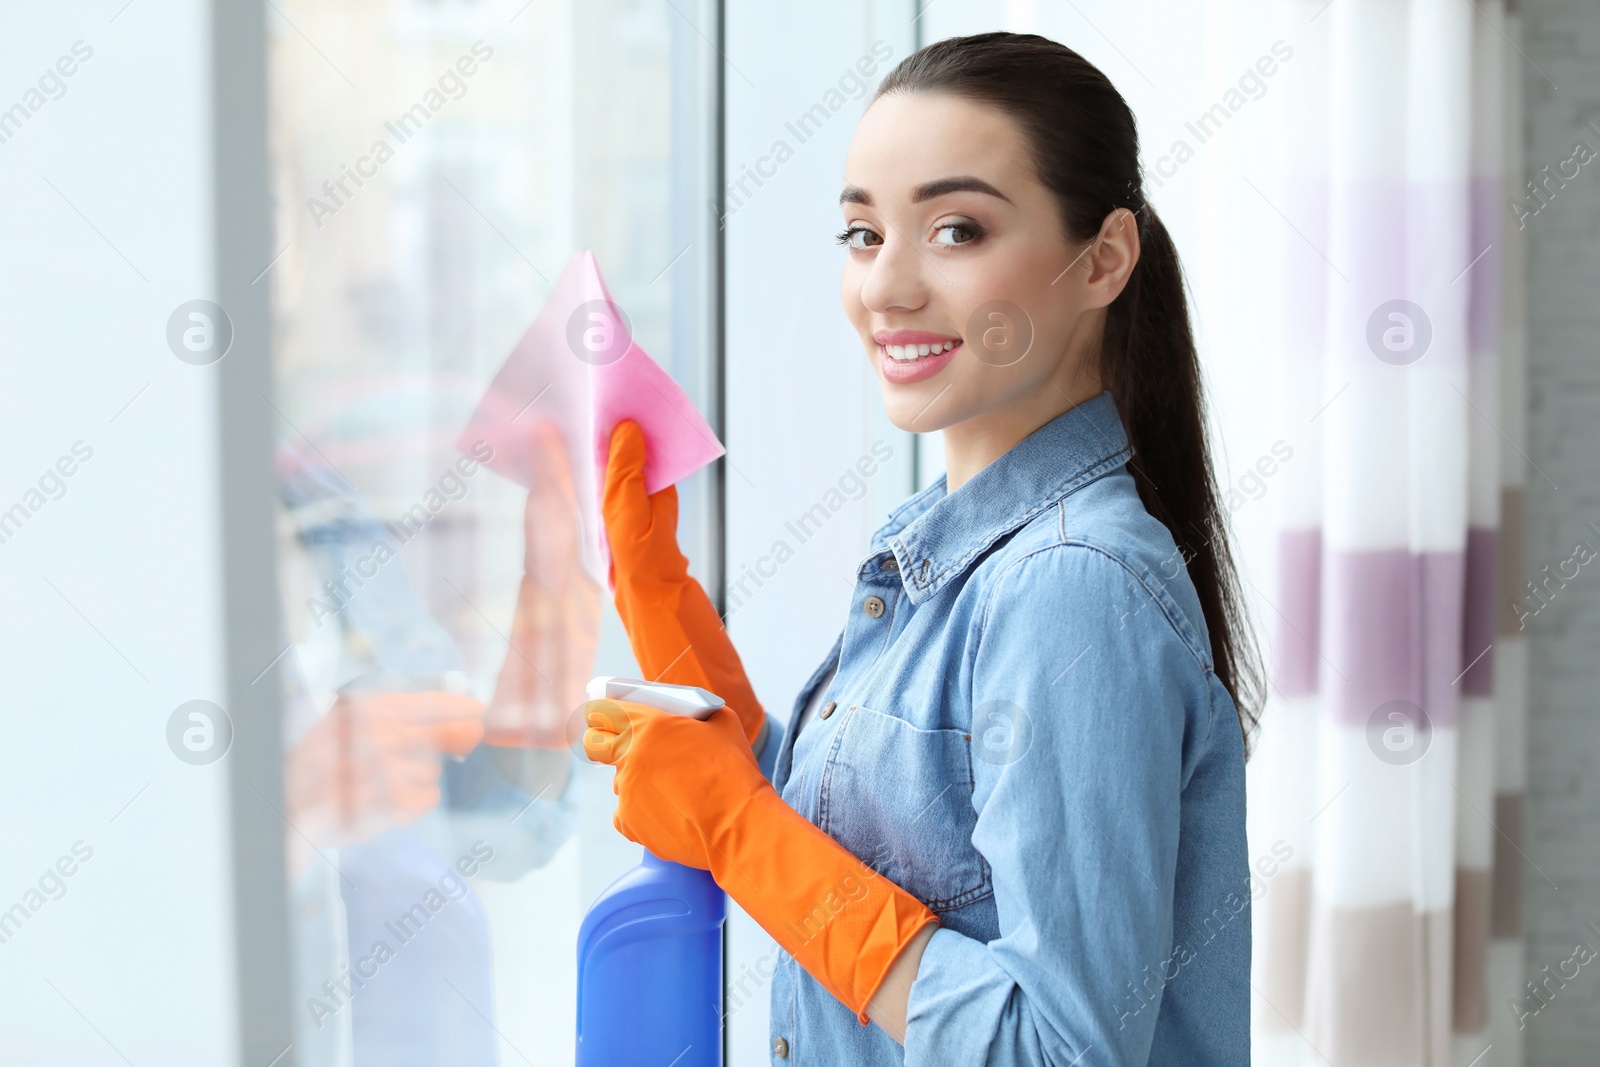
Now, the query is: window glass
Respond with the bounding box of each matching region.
[265,2,717,1062]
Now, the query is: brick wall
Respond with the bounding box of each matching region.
[1521,0,1600,1062]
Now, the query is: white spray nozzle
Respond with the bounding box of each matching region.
[586,676,725,720]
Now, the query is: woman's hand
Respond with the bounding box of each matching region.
[581,698,765,869]
[602,420,769,752]
[582,695,939,1031]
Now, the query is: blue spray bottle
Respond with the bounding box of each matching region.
[577,677,728,1067]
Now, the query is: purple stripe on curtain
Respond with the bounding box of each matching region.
[1273,535,1499,724]
[1275,528,1322,697]
[1324,181,1473,367]
[1468,176,1502,352]
[1461,526,1498,696]
[1406,180,1471,361]
[1324,548,1466,728]
[1331,180,1409,316]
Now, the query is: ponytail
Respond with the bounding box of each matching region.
[1104,207,1264,749]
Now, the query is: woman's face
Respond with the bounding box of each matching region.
[839,91,1133,435]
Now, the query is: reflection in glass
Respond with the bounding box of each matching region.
[265,1,712,1062]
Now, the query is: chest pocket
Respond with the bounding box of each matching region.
[818,704,991,912]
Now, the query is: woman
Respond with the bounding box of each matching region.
[583,31,1261,1066]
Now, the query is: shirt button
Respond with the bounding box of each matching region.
[880,556,899,572]
[773,1035,790,1058]
[820,700,836,720]
[863,595,886,618]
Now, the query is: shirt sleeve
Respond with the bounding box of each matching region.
[903,542,1209,1067]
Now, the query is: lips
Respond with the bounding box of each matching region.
[876,338,961,384]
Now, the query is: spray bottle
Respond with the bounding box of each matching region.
[576,677,727,1067]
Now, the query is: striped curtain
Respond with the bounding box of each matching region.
[1250,2,1526,1064]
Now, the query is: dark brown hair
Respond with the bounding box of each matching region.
[876,31,1264,751]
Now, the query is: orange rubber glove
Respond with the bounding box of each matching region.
[582,698,939,1024]
[601,420,769,755]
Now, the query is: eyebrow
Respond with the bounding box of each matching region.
[839,176,1012,207]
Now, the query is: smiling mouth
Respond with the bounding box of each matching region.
[881,339,961,362]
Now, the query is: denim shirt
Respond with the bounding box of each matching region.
[755,391,1250,1066]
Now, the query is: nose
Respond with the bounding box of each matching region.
[857,226,931,316]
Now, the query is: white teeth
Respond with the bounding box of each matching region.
[883,340,957,361]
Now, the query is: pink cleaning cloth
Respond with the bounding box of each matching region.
[456,250,725,591]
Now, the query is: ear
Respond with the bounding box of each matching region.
[1079,206,1141,311]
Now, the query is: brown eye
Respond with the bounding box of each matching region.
[835,226,882,250]
[933,221,982,246]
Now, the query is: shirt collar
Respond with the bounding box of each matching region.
[873,390,1133,604]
